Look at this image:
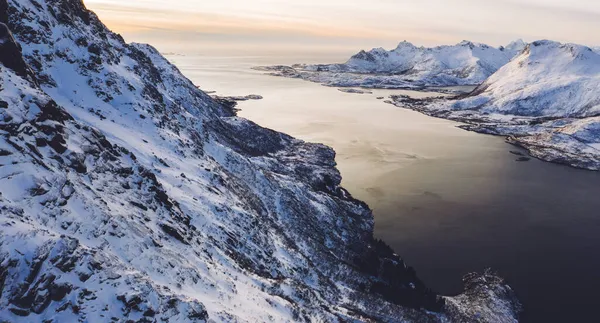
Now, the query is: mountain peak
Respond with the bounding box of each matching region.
[530,39,557,47]
[455,40,492,50]
[507,39,526,46]
[498,39,528,56]
[350,49,377,62]
[524,40,599,62]
[395,40,416,49]
[458,40,474,46]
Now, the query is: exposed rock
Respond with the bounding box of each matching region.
[338,88,373,94]
[0,23,32,80]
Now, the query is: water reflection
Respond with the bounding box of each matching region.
[174,55,600,323]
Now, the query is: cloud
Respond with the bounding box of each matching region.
[88,3,396,39]
[85,0,600,51]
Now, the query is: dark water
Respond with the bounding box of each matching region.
[373,152,600,323]
[174,55,600,323]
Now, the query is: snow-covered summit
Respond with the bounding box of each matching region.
[500,39,527,57]
[395,40,418,51]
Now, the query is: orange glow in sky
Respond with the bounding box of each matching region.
[84,0,600,54]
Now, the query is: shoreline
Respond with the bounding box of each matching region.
[252,65,475,95]
[227,98,523,321]
[254,67,600,171]
[385,95,600,171]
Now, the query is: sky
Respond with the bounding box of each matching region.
[85,0,600,56]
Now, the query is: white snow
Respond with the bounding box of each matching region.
[455,40,600,117]
[257,40,527,88]
[395,40,600,170]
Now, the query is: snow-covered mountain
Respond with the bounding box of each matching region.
[391,40,600,170]
[318,40,523,83]
[256,40,526,89]
[455,40,600,117]
[500,39,528,58]
[0,0,520,322]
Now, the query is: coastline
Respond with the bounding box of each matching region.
[252,65,474,94]
[387,95,600,171]
[253,65,600,171]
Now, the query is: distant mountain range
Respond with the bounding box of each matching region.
[258,37,600,170]
[314,40,526,83]
[256,40,527,89]
[391,40,600,170]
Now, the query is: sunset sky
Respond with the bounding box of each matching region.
[85,0,600,55]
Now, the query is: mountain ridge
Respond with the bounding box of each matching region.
[390,39,600,170]
[255,39,527,89]
[0,0,520,321]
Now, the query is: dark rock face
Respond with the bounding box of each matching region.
[0,0,7,24]
[0,23,31,79]
[54,0,92,25]
[351,50,378,62]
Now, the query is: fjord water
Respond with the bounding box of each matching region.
[171,54,600,322]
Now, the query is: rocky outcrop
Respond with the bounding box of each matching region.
[0,23,33,80]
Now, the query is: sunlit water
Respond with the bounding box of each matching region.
[170,54,600,323]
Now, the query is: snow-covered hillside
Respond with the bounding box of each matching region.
[500,39,528,57]
[391,40,600,170]
[256,40,526,89]
[455,40,600,117]
[0,0,520,322]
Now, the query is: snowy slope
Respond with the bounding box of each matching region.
[0,0,520,322]
[256,40,526,89]
[336,41,518,83]
[390,40,600,170]
[500,39,528,58]
[454,40,600,117]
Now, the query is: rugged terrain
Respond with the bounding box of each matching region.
[255,40,526,89]
[390,40,600,170]
[0,0,520,322]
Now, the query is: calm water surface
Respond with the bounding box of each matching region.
[171,54,600,323]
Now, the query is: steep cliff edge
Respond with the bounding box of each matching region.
[0,0,520,321]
